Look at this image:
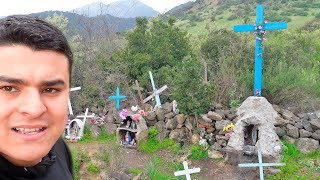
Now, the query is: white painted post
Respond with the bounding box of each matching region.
[68,87,81,116]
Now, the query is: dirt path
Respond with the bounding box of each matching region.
[69,142,260,180]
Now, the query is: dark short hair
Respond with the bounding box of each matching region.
[0,15,73,75]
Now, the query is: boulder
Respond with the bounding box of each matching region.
[286,124,299,138]
[275,127,286,137]
[162,102,172,114]
[310,119,320,130]
[146,111,156,121]
[105,123,118,135]
[295,138,319,153]
[155,121,166,132]
[165,112,176,119]
[226,96,283,164]
[280,109,296,120]
[226,114,237,121]
[215,120,232,130]
[90,125,102,139]
[299,129,312,138]
[155,108,165,121]
[176,114,186,125]
[312,130,320,140]
[166,118,178,130]
[207,111,223,121]
[208,149,224,159]
[302,119,314,132]
[185,118,193,131]
[201,114,213,123]
[282,135,296,144]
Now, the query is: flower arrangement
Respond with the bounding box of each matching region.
[223,123,235,138]
[254,20,268,42]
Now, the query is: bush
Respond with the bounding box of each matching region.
[187,145,208,160]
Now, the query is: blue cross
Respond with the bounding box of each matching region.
[238,150,285,180]
[234,5,287,96]
[108,87,126,111]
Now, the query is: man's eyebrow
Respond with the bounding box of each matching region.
[0,75,26,85]
[41,79,66,86]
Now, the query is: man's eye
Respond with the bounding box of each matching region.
[43,88,58,93]
[0,86,17,92]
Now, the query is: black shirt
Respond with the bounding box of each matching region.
[0,138,73,180]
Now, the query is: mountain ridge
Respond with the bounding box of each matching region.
[72,0,159,18]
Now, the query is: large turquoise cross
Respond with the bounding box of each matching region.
[109,87,126,111]
[234,5,287,96]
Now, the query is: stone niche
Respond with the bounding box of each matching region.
[116,114,148,148]
[225,96,283,165]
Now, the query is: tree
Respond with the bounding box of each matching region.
[112,17,215,114]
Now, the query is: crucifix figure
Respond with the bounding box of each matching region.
[68,87,81,116]
[109,87,126,111]
[234,5,287,96]
[143,71,167,108]
[238,150,285,180]
[174,161,200,180]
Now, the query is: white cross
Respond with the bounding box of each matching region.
[76,108,95,124]
[174,161,200,180]
[143,71,168,108]
[68,87,81,116]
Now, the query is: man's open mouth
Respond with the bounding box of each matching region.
[12,127,46,135]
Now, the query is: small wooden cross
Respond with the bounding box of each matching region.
[234,5,287,96]
[109,87,126,111]
[174,161,201,180]
[132,80,144,105]
[143,71,167,108]
[238,150,285,180]
[68,87,81,116]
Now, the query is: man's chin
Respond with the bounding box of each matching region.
[3,146,51,167]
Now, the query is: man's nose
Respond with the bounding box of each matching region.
[18,89,47,118]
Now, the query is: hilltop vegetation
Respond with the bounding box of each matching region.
[46,0,320,115]
[167,0,320,34]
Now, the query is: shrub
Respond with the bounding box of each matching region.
[187,145,208,160]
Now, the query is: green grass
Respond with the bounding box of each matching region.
[147,156,183,180]
[187,144,209,160]
[137,127,180,153]
[174,0,319,36]
[267,141,320,180]
[70,148,91,180]
[78,125,116,143]
[129,167,144,176]
[86,163,100,173]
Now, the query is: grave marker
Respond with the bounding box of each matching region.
[238,150,285,180]
[174,161,201,180]
[234,5,287,96]
[68,87,81,116]
[143,71,167,108]
[109,87,126,111]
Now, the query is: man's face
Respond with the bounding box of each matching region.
[0,45,69,166]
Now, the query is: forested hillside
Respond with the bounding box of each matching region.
[48,0,320,115]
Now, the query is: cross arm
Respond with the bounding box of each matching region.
[264,22,287,31]
[234,24,255,32]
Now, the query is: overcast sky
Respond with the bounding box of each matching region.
[0,0,193,16]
